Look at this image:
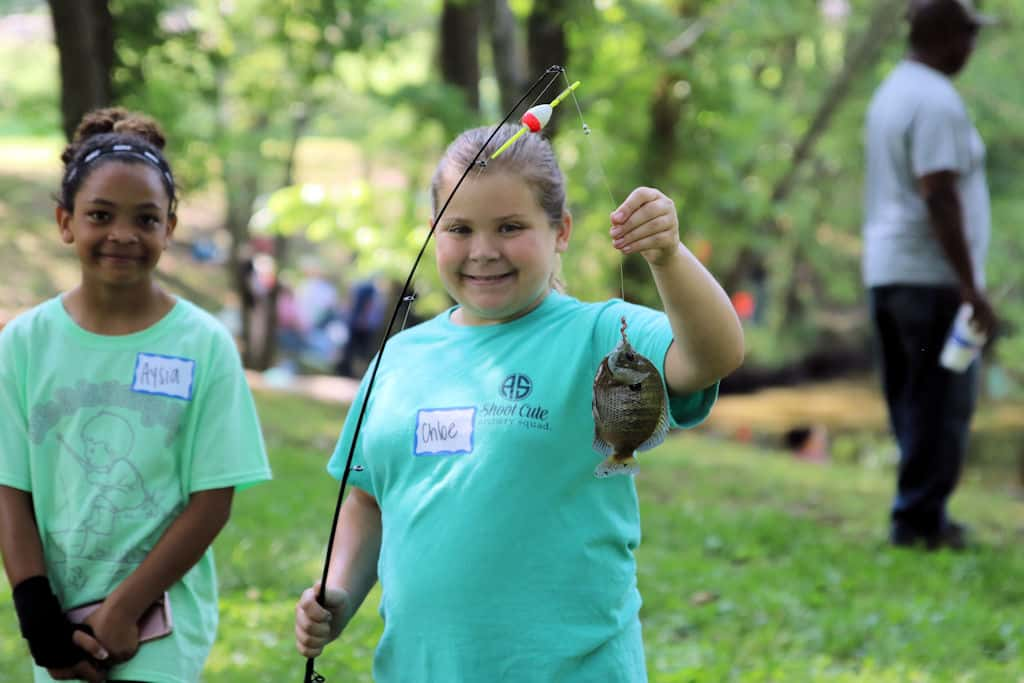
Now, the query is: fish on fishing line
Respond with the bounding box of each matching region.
[592,316,670,478]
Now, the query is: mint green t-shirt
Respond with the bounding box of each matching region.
[327,292,717,682]
[0,297,272,683]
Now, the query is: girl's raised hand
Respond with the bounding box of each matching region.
[610,187,680,266]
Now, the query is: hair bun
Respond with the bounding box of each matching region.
[71,107,167,151]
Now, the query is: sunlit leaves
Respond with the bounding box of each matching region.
[72,0,1024,374]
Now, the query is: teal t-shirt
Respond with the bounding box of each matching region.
[0,296,272,683]
[327,292,717,682]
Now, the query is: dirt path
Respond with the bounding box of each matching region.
[246,370,360,405]
[706,377,890,436]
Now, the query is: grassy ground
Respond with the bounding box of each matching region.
[2,390,1021,682]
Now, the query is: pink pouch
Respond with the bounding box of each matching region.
[65,592,173,643]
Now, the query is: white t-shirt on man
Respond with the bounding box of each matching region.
[862,59,990,289]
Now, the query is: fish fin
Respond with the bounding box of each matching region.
[610,367,650,385]
[592,433,615,456]
[592,396,614,455]
[594,454,639,478]
[636,402,670,452]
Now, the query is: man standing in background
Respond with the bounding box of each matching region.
[861,0,998,550]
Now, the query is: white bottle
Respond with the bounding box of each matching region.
[939,303,987,372]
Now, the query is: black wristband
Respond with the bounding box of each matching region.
[12,576,88,669]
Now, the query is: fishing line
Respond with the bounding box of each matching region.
[562,72,626,302]
[303,64,568,683]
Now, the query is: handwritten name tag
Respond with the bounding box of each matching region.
[133,353,196,400]
[414,407,475,456]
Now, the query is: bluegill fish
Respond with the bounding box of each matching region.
[591,317,670,478]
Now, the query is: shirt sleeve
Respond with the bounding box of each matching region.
[187,336,272,492]
[326,368,376,497]
[593,300,718,429]
[0,327,31,491]
[911,100,969,178]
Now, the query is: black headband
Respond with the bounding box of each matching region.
[67,142,175,190]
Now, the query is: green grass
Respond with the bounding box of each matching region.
[1,390,1021,682]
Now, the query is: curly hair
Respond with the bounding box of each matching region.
[57,107,177,215]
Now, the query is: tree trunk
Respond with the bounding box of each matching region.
[439,0,481,113]
[224,136,264,368]
[226,180,259,368]
[47,0,115,140]
[482,0,524,113]
[253,108,311,371]
[630,2,703,300]
[526,0,568,138]
[647,73,685,181]
[253,235,288,371]
[651,0,739,178]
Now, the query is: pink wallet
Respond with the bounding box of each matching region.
[65,592,173,643]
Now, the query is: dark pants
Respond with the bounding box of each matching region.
[869,285,979,537]
[335,328,374,377]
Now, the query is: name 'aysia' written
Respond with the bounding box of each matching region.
[137,361,182,387]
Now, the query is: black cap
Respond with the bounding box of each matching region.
[909,0,996,28]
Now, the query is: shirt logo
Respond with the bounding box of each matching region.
[500,374,533,401]
[414,407,475,456]
[132,353,195,400]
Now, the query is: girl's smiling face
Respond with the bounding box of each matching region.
[57,161,176,289]
[433,171,571,326]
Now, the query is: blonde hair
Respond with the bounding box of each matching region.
[431,124,568,292]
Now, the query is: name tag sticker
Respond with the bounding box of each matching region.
[414,407,475,456]
[132,353,196,400]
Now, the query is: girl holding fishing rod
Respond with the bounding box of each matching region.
[295,88,743,681]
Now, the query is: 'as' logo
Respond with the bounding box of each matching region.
[500,374,533,401]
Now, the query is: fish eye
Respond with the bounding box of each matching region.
[629,383,642,392]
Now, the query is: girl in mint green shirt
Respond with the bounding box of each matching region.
[0,108,271,683]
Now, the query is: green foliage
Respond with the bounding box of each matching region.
[104,0,425,257]
[548,0,1020,371]
[0,14,59,136]
[200,0,1024,377]
[3,0,1023,374]
[253,1,880,337]
[3,390,1020,680]
[964,2,1024,380]
[0,0,41,12]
